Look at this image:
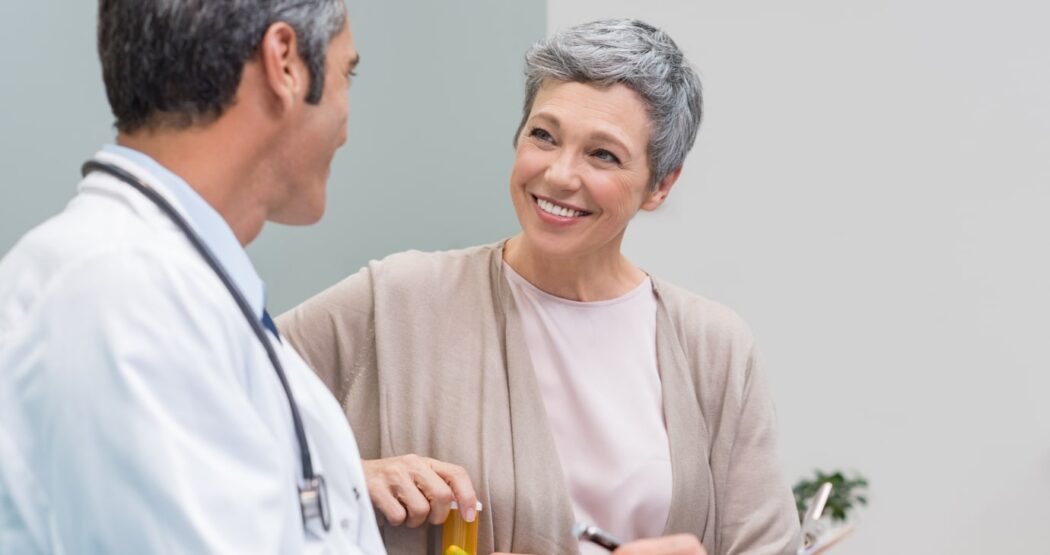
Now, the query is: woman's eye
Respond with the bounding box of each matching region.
[529,128,554,142]
[593,149,621,164]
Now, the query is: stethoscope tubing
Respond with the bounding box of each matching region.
[81,159,327,529]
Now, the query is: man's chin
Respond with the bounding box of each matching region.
[270,200,326,227]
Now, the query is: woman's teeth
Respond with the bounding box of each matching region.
[537,197,586,218]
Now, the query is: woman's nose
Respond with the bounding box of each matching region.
[544,150,582,192]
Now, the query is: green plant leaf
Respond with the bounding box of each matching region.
[792,469,870,523]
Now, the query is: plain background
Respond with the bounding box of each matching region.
[2,1,1048,553]
[549,1,1050,553]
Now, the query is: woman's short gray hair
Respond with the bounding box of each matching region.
[515,19,703,190]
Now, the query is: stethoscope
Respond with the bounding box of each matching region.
[81,159,332,532]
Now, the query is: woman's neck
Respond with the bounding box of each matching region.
[502,234,648,302]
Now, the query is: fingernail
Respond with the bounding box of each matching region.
[463,507,476,522]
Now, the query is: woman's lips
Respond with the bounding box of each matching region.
[531,194,592,224]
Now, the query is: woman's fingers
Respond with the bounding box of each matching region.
[411,461,455,525]
[613,534,706,555]
[393,472,432,528]
[367,478,408,525]
[428,459,479,522]
[362,455,476,528]
[362,458,411,525]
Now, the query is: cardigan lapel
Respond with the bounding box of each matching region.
[651,278,715,546]
[482,246,715,553]
[489,246,581,555]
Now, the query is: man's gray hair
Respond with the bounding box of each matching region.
[515,19,703,189]
[98,0,346,133]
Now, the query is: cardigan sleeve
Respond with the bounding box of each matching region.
[276,267,376,410]
[718,345,801,555]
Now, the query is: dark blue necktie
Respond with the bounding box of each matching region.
[261,309,281,343]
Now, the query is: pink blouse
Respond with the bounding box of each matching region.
[503,263,672,553]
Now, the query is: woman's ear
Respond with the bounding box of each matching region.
[640,166,683,211]
[257,21,307,111]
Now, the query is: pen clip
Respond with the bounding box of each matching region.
[799,482,833,554]
[573,521,623,552]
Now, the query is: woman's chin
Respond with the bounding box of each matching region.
[517,231,587,261]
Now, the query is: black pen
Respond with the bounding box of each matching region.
[573,522,623,552]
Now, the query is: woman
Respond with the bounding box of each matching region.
[279,19,800,555]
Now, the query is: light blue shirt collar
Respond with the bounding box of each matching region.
[102,144,267,320]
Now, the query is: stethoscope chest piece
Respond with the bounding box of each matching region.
[300,475,332,532]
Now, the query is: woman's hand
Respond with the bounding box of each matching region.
[612,534,707,555]
[362,454,478,528]
[492,533,706,555]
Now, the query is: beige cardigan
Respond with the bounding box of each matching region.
[278,243,800,555]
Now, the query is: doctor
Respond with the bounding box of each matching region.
[0,0,399,552]
[0,1,705,554]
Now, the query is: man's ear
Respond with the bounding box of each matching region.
[640,166,683,211]
[257,22,307,110]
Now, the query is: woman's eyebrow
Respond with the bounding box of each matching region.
[528,111,561,128]
[529,111,632,153]
[590,130,630,154]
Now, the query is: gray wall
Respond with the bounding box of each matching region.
[0,1,545,314]
[549,1,1050,553]
[0,2,114,253]
[251,1,544,312]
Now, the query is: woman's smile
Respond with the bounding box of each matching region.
[509,80,661,262]
[531,193,593,224]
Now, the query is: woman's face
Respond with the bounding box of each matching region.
[510,80,675,261]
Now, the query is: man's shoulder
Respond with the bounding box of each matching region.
[7,244,222,323]
[2,184,174,277]
[0,200,226,334]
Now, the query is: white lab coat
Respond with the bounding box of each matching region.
[0,148,385,554]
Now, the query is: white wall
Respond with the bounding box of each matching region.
[549,1,1049,553]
